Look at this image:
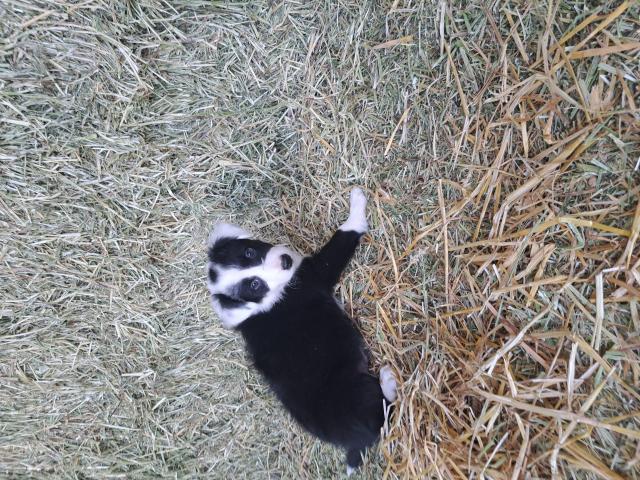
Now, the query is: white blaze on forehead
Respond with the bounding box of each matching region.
[207,245,303,329]
[208,223,251,246]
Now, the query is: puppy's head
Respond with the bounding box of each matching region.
[207,223,302,328]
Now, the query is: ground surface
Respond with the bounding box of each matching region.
[1,1,639,479]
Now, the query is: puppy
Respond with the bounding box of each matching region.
[206,188,397,473]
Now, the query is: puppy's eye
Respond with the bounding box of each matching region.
[250,279,261,290]
[245,248,256,259]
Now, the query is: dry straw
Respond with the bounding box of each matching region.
[1,1,639,479]
[380,1,640,479]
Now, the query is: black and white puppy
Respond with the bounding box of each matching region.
[206,188,397,473]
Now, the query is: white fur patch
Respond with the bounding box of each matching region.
[208,223,250,247]
[207,245,303,329]
[379,365,397,402]
[209,296,253,328]
[339,187,368,234]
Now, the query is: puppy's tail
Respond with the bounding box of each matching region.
[346,447,365,474]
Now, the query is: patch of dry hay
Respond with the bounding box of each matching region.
[1,1,638,479]
[377,1,640,479]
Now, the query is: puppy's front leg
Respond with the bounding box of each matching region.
[339,187,368,235]
[311,188,368,288]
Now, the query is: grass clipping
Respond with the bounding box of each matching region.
[1,1,639,479]
[377,2,640,479]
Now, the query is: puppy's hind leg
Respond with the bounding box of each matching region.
[379,365,397,402]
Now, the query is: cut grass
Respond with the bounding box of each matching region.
[1,0,639,479]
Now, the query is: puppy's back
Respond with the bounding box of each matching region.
[238,262,384,454]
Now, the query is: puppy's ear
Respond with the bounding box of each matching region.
[208,223,251,247]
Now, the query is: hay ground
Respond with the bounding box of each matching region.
[1,0,639,479]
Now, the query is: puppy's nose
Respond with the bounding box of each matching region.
[281,254,293,270]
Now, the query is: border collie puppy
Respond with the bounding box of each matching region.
[206,188,397,473]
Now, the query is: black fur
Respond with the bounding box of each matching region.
[233,230,386,468]
[215,293,246,309]
[209,238,272,268]
[236,276,269,302]
[208,267,218,283]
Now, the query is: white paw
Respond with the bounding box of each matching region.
[339,187,368,234]
[350,187,367,211]
[346,466,355,477]
[379,365,397,402]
